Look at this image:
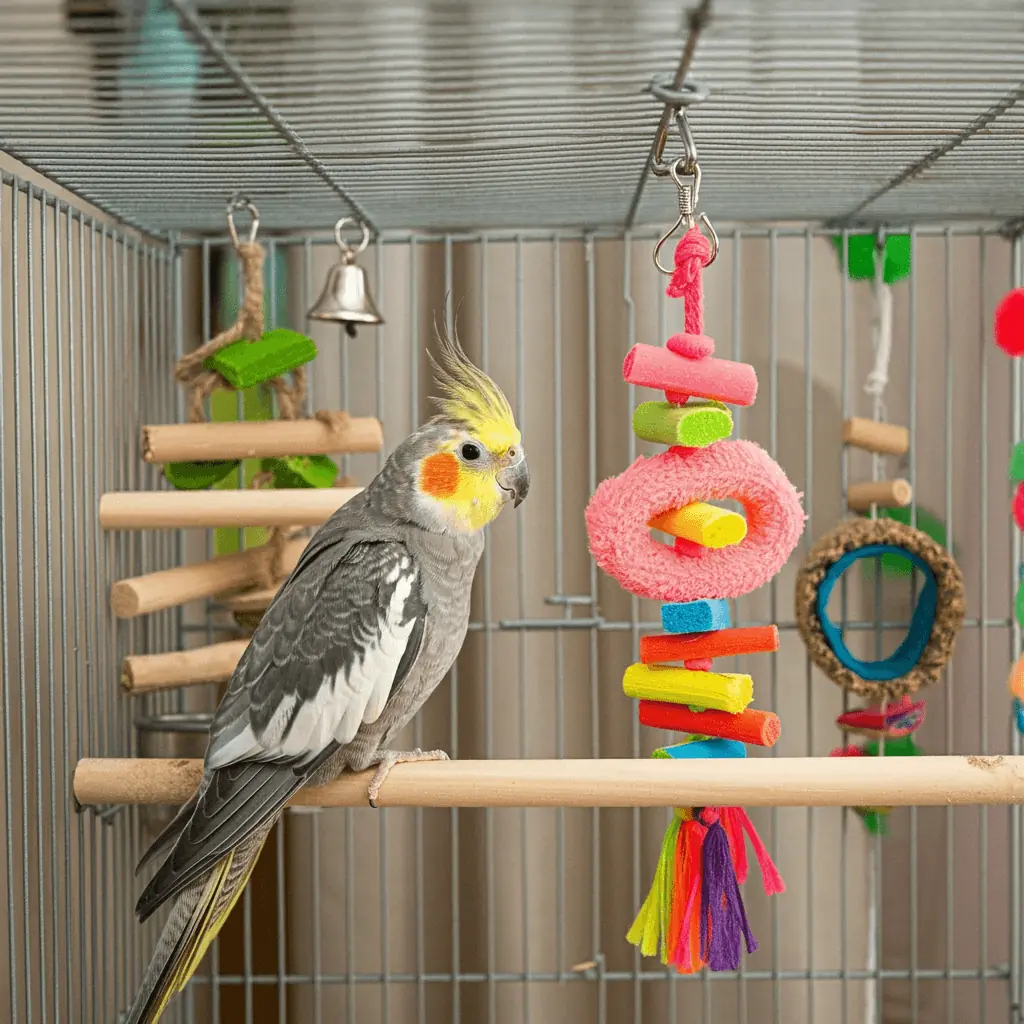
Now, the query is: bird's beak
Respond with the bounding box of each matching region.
[497,458,530,508]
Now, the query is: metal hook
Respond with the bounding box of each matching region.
[653,109,699,178]
[333,217,371,260]
[226,192,260,248]
[653,158,719,274]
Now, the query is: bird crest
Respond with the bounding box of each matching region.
[428,318,520,452]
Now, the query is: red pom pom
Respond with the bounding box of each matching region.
[995,288,1024,356]
[1014,481,1024,531]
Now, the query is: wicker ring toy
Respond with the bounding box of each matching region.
[795,518,965,701]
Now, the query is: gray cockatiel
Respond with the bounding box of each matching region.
[124,330,529,1023]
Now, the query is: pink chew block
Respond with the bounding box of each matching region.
[667,333,716,359]
[623,344,758,408]
[683,658,714,671]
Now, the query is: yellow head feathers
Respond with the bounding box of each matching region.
[428,323,521,453]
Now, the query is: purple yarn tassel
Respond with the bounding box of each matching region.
[699,819,758,970]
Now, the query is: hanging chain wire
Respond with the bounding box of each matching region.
[625,0,712,227]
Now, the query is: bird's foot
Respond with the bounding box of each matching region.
[367,748,450,808]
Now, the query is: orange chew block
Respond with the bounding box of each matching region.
[1010,654,1024,701]
[639,702,781,747]
[640,625,780,665]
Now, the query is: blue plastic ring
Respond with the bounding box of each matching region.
[816,544,937,681]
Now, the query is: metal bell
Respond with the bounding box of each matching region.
[307,218,384,337]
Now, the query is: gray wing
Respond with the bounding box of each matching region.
[135,538,425,922]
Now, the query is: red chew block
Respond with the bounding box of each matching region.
[995,288,1024,357]
[640,625,780,665]
[639,702,781,747]
[684,658,713,671]
[667,332,716,359]
[1015,481,1024,531]
[623,343,758,407]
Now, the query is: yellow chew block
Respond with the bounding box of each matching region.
[622,663,754,715]
[649,502,747,548]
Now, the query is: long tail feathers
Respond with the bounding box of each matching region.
[125,835,267,1024]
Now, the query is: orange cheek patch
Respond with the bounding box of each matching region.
[420,452,460,498]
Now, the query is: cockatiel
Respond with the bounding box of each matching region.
[124,330,529,1023]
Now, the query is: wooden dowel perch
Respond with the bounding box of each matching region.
[217,586,279,613]
[121,640,248,694]
[73,755,1024,809]
[846,479,912,512]
[842,417,910,456]
[111,537,307,619]
[143,415,383,464]
[100,487,361,530]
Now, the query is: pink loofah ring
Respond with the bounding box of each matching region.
[585,440,806,603]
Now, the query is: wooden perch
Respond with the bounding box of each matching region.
[217,586,280,613]
[846,479,912,512]
[143,415,383,464]
[111,537,307,619]
[100,487,361,530]
[843,417,910,456]
[73,755,1024,809]
[121,640,248,694]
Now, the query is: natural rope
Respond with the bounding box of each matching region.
[173,240,306,423]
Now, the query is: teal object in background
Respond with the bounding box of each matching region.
[120,0,200,97]
[859,506,949,579]
[817,545,937,681]
[832,233,911,285]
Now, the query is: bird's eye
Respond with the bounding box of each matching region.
[460,442,481,462]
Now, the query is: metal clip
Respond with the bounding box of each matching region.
[226,192,260,248]
[653,157,719,275]
[653,108,699,178]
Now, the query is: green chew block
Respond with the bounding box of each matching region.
[831,234,911,285]
[1011,442,1024,482]
[204,328,318,390]
[163,460,240,490]
[263,454,339,489]
[857,809,889,835]
[862,734,923,758]
[632,400,733,448]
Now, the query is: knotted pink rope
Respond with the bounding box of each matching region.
[666,227,712,336]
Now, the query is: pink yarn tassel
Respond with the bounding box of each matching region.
[732,808,785,896]
[720,807,749,885]
[666,227,712,335]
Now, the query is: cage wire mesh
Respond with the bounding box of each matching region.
[3,1,1024,1023]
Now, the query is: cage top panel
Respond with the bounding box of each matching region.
[2,0,1024,235]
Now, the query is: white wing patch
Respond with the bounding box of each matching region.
[206,556,420,770]
[282,558,417,755]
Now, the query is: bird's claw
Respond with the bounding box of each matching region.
[367,748,450,808]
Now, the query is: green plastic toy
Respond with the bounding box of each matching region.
[204,327,317,390]
[164,460,240,490]
[1010,441,1024,482]
[858,505,949,579]
[263,454,338,489]
[831,234,911,286]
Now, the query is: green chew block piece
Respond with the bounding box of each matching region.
[263,454,339,489]
[831,234,911,285]
[204,328,318,390]
[857,809,889,835]
[163,460,240,490]
[1011,442,1024,482]
[862,734,923,758]
[632,400,733,448]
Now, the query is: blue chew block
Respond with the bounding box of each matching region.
[655,739,747,759]
[660,598,731,635]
